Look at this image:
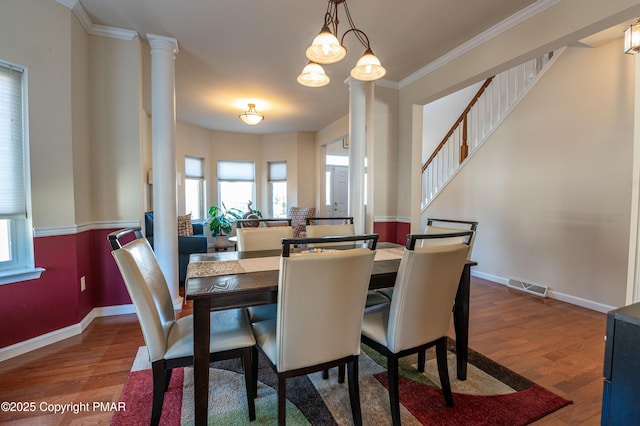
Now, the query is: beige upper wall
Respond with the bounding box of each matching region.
[399,0,640,227]
[89,35,143,222]
[426,39,634,308]
[0,0,76,228]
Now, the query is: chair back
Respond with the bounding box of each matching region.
[275,235,377,372]
[305,223,356,247]
[421,218,478,259]
[236,226,293,252]
[109,228,175,362]
[387,234,470,353]
[236,218,292,228]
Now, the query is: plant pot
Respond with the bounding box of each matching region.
[213,235,230,249]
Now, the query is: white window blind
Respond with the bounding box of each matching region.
[185,156,203,178]
[268,161,287,182]
[218,160,254,181]
[0,64,26,219]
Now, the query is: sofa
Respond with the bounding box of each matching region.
[144,211,208,283]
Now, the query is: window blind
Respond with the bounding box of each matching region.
[268,161,287,182]
[185,156,204,178]
[217,160,254,181]
[0,63,26,219]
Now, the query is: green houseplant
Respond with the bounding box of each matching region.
[207,203,242,237]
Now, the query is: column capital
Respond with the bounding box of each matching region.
[345,77,368,87]
[147,34,179,55]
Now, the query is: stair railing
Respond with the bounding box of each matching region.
[421,50,559,209]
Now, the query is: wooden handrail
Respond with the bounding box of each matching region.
[422,76,495,173]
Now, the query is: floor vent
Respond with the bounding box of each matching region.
[507,278,549,298]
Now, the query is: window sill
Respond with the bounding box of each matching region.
[0,267,46,285]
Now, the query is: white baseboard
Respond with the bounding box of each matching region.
[0,304,135,363]
[471,270,616,313]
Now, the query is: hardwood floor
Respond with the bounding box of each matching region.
[0,277,606,425]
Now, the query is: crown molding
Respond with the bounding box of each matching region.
[398,0,561,88]
[56,0,138,41]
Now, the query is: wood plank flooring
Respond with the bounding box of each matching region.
[0,277,606,425]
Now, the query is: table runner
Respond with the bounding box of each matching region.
[186,247,405,280]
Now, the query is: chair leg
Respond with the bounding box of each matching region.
[164,368,173,391]
[278,374,287,425]
[387,354,401,426]
[418,350,426,373]
[347,357,363,426]
[338,364,345,383]
[436,338,454,407]
[242,347,256,421]
[150,362,166,426]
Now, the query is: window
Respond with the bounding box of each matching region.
[268,161,287,217]
[0,61,40,284]
[217,160,255,212]
[185,156,205,220]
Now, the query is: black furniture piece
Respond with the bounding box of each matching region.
[602,302,640,426]
[144,211,208,283]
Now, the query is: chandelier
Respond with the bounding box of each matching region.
[238,104,264,125]
[297,0,386,88]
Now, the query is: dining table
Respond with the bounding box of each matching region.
[185,242,476,425]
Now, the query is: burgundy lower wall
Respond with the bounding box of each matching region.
[0,228,131,349]
[373,221,410,246]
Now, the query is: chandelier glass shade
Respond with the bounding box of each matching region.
[297,62,331,87]
[299,0,385,86]
[350,48,386,81]
[306,25,347,64]
[238,104,264,125]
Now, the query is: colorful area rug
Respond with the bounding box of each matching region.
[112,342,571,425]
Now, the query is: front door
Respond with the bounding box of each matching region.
[326,165,348,217]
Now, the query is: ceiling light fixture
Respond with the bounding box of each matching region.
[238,103,264,125]
[625,18,640,54]
[297,0,386,87]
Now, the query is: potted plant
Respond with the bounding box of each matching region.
[207,203,242,248]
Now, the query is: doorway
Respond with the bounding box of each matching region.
[326,165,348,217]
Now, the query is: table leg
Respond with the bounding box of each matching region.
[453,264,471,380]
[193,299,210,425]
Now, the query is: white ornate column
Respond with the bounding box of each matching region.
[147,34,180,307]
[347,79,369,234]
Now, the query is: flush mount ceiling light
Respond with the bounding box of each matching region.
[297,0,386,87]
[238,103,264,125]
[625,18,640,54]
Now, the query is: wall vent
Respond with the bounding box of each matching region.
[507,278,548,298]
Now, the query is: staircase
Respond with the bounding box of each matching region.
[421,49,562,210]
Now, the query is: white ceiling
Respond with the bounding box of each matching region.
[75,0,552,134]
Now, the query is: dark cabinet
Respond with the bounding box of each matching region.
[602,302,640,425]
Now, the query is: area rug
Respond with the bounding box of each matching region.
[112,341,571,425]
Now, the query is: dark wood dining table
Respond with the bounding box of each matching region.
[185,242,476,425]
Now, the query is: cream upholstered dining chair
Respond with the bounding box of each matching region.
[251,235,378,425]
[421,218,478,259]
[237,226,294,323]
[377,219,477,301]
[305,218,388,308]
[108,227,257,425]
[236,226,293,252]
[305,217,355,248]
[361,234,471,426]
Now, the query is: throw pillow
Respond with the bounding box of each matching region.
[178,214,193,236]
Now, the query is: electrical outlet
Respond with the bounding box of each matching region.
[80,276,86,292]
